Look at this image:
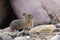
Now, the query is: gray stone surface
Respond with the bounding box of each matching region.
[53,0,60,6]
[39,0,60,19]
[0,33,13,40]
[14,36,32,40]
[50,34,60,40]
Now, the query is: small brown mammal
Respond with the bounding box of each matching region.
[10,13,34,32]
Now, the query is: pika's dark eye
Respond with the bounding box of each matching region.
[23,13,26,16]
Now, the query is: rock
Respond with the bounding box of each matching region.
[56,23,60,28]
[3,29,20,38]
[14,36,32,40]
[3,27,14,36]
[39,0,60,21]
[16,31,26,37]
[29,25,56,39]
[50,34,60,40]
[46,35,53,40]
[29,25,56,33]
[3,27,20,38]
[32,37,41,40]
[53,0,60,6]
[0,29,3,33]
[11,30,19,37]
[10,0,51,26]
[3,26,29,38]
[2,35,13,40]
[3,27,12,32]
[0,33,13,40]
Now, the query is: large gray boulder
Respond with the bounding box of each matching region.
[10,0,51,26]
[39,0,60,19]
[53,0,60,6]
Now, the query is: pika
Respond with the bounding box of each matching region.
[10,13,34,32]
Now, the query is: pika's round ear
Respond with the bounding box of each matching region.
[23,13,26,16]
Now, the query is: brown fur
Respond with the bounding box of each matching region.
[10,13,34,32]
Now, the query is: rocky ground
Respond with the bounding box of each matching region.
[0,24,60,40]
